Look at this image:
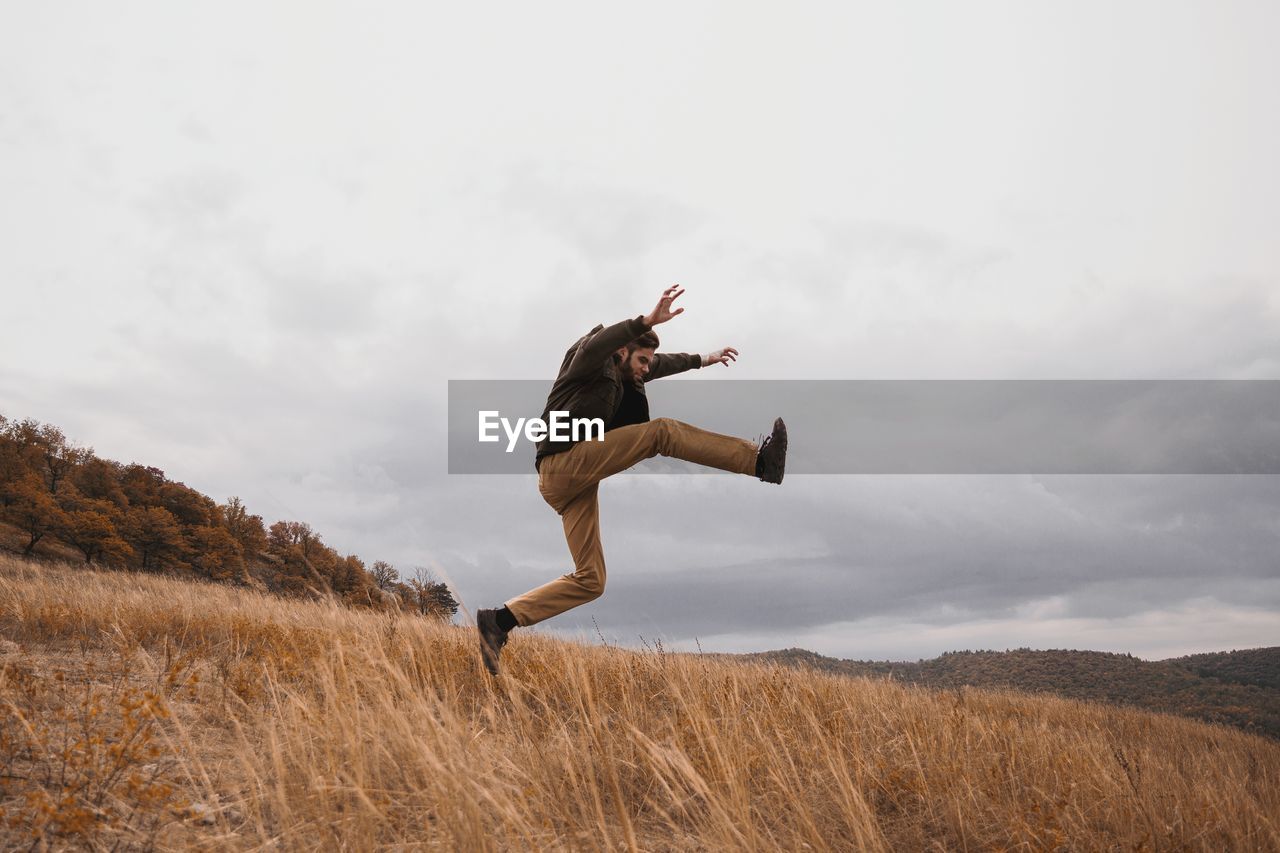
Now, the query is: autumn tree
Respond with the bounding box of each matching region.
[219,497,268,558]
[0,444,25,508]
[159,481,215,527]
[307,543,341,591]
[119,464,167,509]
[2,418,43,465]
[59,505,133,565]
[123,506,184,571]
[331,554,368,599]
[34,424,89,495]
[0,418,41,507]
[268,520,318,558]
[3,474,67,556]
[266,521,330,596]
[0,413,9,505]
[71,457,129,507]
[187,525,246,582]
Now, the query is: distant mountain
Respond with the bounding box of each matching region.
[1166,647,1280,691]
[726,646,1280,740]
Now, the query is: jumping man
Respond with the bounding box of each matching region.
[476,285,787,675]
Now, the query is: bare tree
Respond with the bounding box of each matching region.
[406,566,459,620]
[370,560,399,592]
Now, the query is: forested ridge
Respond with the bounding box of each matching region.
[1169,647,1280,691]
[738,646,1280,740]
[0,413,456,618]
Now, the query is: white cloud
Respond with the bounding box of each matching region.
[672,594,1280,662]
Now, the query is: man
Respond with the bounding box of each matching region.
[476,285,787,675]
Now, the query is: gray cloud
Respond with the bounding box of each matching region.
[2,0,1278,660]
[446,473,1280,652]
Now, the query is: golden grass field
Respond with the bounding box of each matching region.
[1,553,1277,851]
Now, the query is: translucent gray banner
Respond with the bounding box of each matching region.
[447,380,1280,474]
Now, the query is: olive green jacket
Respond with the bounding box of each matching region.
[533,315,703,470]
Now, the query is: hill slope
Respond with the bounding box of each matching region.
[735,647,1280,741]
[1169,647,1280,691]
[2,555,1278,850]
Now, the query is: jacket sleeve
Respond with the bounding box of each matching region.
[565,315,653,379]
[644,351,703,382]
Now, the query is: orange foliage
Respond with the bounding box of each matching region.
[0,413,449,618]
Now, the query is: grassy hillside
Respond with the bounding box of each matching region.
[739,647,1280,742]
[2,556,1278,850]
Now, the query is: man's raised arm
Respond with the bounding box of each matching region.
[565,285,687,378]
[565,315,652,379]
[646,346,739,382]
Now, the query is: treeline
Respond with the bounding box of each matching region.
[1168,647,1280,692]
[0,414,457,618]
[739,646,1280,741]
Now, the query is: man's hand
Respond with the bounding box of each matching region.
[702,347,739,367]
[643,285,685,327]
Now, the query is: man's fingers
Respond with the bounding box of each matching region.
[712,347,738,364]
[711,348,736,366]
[649,285,685,323]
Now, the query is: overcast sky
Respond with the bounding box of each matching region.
[2,1,1277,661]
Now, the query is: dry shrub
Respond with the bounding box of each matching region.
[0,646,194,848]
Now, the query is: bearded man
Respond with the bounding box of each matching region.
[477,285,787,675]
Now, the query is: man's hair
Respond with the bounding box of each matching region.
[627,330,660,352]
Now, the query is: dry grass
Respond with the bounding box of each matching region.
[1,553,1277,851]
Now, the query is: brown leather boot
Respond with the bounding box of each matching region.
[476,608,510,675]
[755,417,788,485]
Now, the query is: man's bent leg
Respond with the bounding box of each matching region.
[504,484,605,627]
[508,419,758,628]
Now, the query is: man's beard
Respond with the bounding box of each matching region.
[618,358,642,387]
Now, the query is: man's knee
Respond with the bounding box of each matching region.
[647,417,679,455]
[574,570,605,600]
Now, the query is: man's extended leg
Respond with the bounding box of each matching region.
[538,417,758,499]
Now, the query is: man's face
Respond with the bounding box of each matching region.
[618,346,656,381]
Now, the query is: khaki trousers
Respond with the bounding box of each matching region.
[504,417,759,627]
